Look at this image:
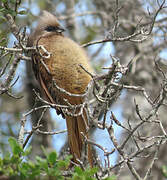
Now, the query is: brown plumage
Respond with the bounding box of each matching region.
[28,11,93,166]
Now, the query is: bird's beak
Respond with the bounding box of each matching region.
[57,25,65,33]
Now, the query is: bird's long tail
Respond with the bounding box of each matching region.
[65,109,93,167]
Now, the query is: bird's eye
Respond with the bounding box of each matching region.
[45,26,56,32]
[45,26,65,33]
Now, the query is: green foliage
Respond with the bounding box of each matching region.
[17,10,27,15]
[0,137,70,180]
[72,166,98,180]
[0,137,116,180]
[162,165,167,178]
[0,0,27,17]
[71,166,116,180]
[0,137,116,179]
[0,6,17,17]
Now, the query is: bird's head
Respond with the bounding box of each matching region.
[28,11,64,46]
[37,11,65,35]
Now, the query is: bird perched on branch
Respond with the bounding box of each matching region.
[28,11,93,166]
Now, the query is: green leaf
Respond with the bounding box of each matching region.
[1,0,7,3]
[23,146,32,156]
[57,160,68,169]
[0,158,3,172]
[72,166,98,180]
[87,167,98,175]
[0,16,6,23]
[57,155,71,169]
[18,10,27,15]
[10,0,17,4]
[36,156,48,172]
[0,8,6,13]
[8,137,23,155]
[162,165,167,177]
[41,146,48,158]
[8,9,17,16]
[47,151,57,165]
[19,162,29,177]
[3,151,11,164]
[75,166,83,175]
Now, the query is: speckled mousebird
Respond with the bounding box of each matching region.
[27,11,93,166]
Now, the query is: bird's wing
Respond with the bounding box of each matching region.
[32,55,64,116]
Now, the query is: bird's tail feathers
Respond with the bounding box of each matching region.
[65,109,93,167]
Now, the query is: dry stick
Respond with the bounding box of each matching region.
[82,31,142,47]
[110,112,143,148]
[112,1,122,37]
[110,101,165,178]
[33,89,69,108]
[80,132,115,157]
[22,109,47,149]
[82,0,165,48]
[126,161,142,180]
[107,125,142,180]
[18,115,26,146]
[102,103,108,129]
[22,105,67,136]
[0,54,12,77]
[143,143,159,180]
[28,129,67,135]
[53,80,88,97]
[23,124,43,149]
[34,87,87,118]
[120,122,145,150]
[96,1,166,177]
[4,13,20,39]
[0,46,35,53]
[0,13,33,97]
[111,111,147,148]
[0,54,21,95]
[3,55,20,88]
[110,141,159,171]
[111,111,130,132]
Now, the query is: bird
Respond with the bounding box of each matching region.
[27,11,93,166]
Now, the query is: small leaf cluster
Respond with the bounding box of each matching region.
[0,0,27,17]
[72,166,116,180]
[0,137,116,180]
[162,165,167,178]
[0,137,70,180]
